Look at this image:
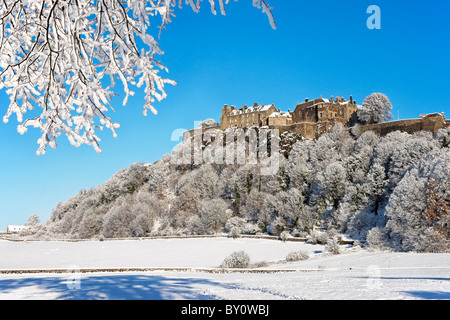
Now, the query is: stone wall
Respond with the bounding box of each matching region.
[357,113,448,137]
[182,125,221,142]
[272,122,321,139]
[184,113,448,144]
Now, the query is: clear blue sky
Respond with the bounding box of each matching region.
[0,1,449,230]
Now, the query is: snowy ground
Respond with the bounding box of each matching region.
[0,237,449,300]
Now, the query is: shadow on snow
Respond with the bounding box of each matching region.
[0,274,224,300]
[401,291,450,300]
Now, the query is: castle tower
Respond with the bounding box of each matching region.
[220,104,231,130]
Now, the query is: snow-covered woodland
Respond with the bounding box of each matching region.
[27,125,450,253]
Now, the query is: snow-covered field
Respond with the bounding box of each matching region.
[0,237,449,300]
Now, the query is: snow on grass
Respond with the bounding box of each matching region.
[0,237,325,270]
[0,237,449,300]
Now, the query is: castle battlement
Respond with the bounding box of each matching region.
[219,96,358,139]
[183,96,448,143]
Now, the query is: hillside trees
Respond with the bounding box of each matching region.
[423,179,450,240]
[168,187,202,229]
[385,148,450,252]
[33,125,449,252]
[102,196,136,238]
[387,132,439,188]
[130,191,166,237]
[187,198,231,235]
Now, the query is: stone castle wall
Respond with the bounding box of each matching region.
[182,97,448,143]
[357,113,448,137]
[183,113,448,144]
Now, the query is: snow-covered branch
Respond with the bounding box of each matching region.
[0,0,276,155]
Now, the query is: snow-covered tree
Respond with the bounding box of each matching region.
[188,198,231,234]
[358,93,394,124]
[325,238,341,254]
[286,250,309,262]
[332,184,367,234]
[78,208,104,239]
[242,188,265,222]
[371,131,410,169]
[268,216,286,236]
[385,148,450,252]
[130,191,164,236]
[225,216,247,234]
[366,227,388,250]
[198,118,218,128]
[354,130,380,153]
[286,140,313,189]
[168,186,201,228]
[327,123,354,158]
[320,162,347,209]
[25,213,40,226]
[276,188,314,231]
[220,250,250,269]
[423,179,450,239]
[101,195,135,238]
[435,126,450,148]
[175,164,219,200]
[0,0,275,155]
[145,154,172,192]
[387,132,439,187]
[308,133,340,172]
[343,154,368,185]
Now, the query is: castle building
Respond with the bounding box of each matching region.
[288,96,358,138]
[183,94,448,146]
[292,96,357,125]
[267,110,293,126]
[219,96,358,139]
[220,103,279,130]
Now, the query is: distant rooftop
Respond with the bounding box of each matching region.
[227,103,274,116]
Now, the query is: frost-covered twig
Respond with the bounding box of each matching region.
[0,0,275,155]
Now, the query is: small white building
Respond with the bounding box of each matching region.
[6,225,30,234]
